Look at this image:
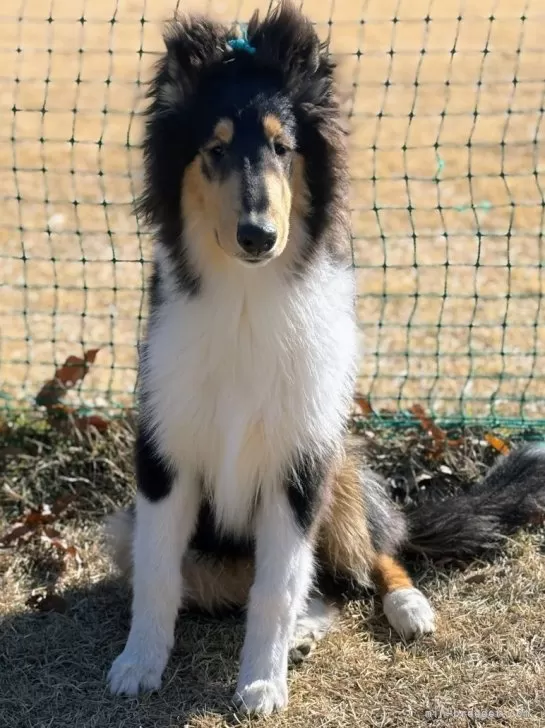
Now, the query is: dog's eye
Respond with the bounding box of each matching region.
[208,144,225,159]
[273,141,288,157]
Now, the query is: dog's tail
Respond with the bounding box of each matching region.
[403,444,545,560]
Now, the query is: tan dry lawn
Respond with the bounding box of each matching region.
[1,0,545,420]
[1,419,544,728]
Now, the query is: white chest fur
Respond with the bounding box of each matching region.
[142,253,358,533]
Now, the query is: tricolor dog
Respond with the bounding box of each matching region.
[107,1,545,715]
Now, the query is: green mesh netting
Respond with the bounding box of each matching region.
[1,0,544,428]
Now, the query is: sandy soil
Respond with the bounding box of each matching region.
[1,0,545,422]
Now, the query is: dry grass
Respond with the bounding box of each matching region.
[1,417,544,728]
[2,0,545,420]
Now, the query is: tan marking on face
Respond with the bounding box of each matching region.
[274,153,311,265]
[263,167,292,257]
[211,118,234,145]
[181,146,309,268]
[181,156,241,268]
[262,113,284,141]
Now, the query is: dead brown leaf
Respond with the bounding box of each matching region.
[484,433,510,456]
[2,498,82,580]
[0,522,34,545]
[41,525,82,567]
[354,395,375,417]
[36,349,100,409]
[42,525,62,541]
[73,413,110,434]
[0,495,74,546]
[50,494,75,516]
[410,404,447,456]
[35,350,109,434]
[410,403,464,457]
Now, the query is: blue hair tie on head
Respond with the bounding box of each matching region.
[227,24,256,55]
[228,38,256,54]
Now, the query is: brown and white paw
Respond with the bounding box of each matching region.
[382,587,435,639]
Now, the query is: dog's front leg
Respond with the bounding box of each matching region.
[234,488,315,715]
[108,468,199,695]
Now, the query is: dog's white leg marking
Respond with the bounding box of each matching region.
[383,587,435,640]
[108,478,199,695]
[234,491,314,715]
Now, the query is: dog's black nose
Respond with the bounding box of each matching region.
[237,221,277,257]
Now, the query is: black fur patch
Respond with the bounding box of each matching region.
[240,161,269,215]
[316,567,372,602]
[147,266,163,311]
[285,452,328,533]
[189,499,254,558]
[135,423,174,502]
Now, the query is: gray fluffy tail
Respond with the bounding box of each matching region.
[404,445,545,560]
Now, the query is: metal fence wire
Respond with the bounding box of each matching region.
[1,0,544,427]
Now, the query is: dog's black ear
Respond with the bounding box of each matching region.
[137,16,228,230]
[151,15,227,110]
[247,1,333,107]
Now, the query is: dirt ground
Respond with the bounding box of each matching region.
[1,417,544,728]
[1,0,545,422]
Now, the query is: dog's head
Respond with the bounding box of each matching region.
[177,66,300,268]
[139,1,348,274]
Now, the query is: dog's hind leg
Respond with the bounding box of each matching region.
[317,445,434,640]
[372,553,435,640]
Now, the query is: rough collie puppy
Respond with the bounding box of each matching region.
[107,1,545,715]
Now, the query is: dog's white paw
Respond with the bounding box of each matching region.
[383,587,435,640]
[234,678,288,715]
[108,646,167,695]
